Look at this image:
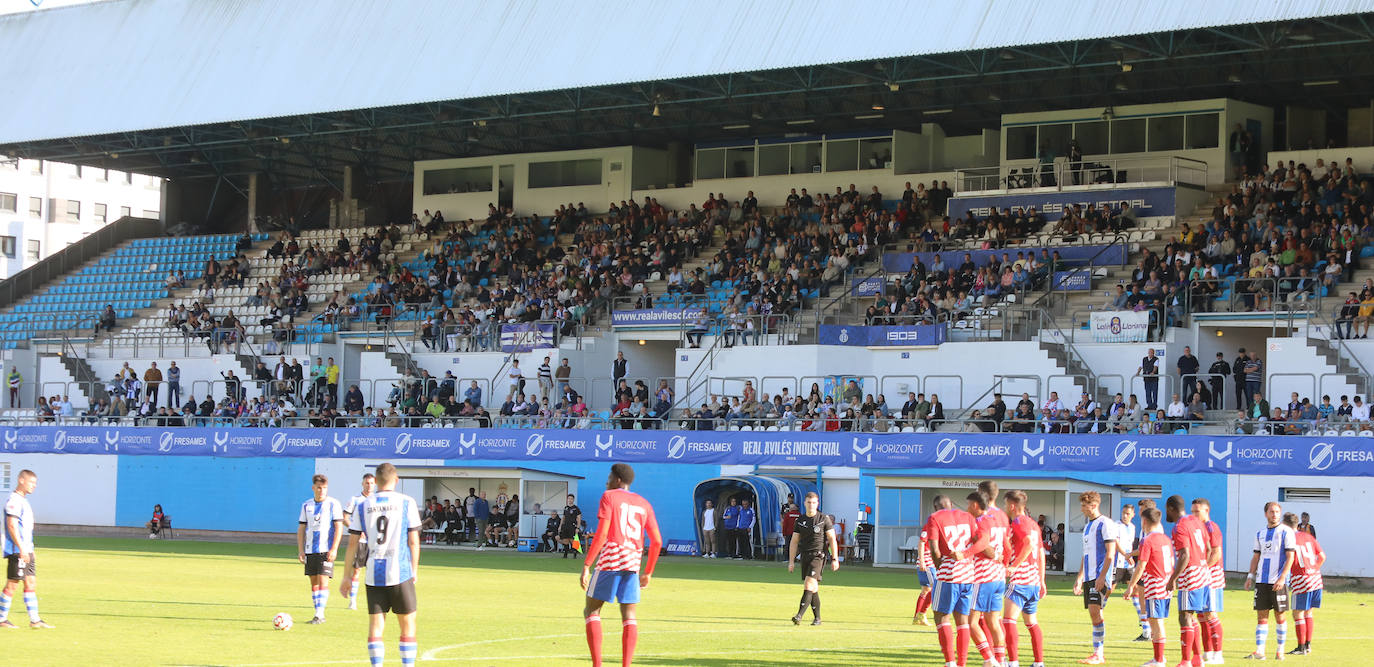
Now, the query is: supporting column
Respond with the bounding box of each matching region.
[246,172,260,233]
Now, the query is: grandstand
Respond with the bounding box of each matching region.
[1,0,1373,615]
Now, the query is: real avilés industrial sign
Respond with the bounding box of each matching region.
[9,426,1370,477]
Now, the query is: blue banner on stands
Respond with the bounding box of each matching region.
[882,243,1126,273]
[499,323,555,352]
[665,539,699,556]
[818,324,946,347]
[1053,269,1092,291]
[852,276,884,297]
[948,186,1176,221]
[611,308,705,327]
[6,426,1372,477]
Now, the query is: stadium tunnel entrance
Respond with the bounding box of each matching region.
[693,475,817,559]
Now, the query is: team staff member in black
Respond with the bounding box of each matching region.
[1233,348,1250,412]
[558,494,582,558]
[787,491,839,626]
[1208,352,1230,411]
[1138,349,1160,410]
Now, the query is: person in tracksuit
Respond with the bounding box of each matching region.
[736,499,757,560]
[721,498,740,558]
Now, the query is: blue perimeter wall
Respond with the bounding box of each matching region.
[115,456,317,533]
[108,457,1227,543]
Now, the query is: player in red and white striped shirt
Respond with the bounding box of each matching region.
[1166,495,1208,667]
[924,494,990,667]
[1001,490,1046,667]
[579,464,662,667]
[913,526,937,626]
[1285,512,1325,656]
[967,490,1009,666]
[1127,508,1174,667]
[1192,498,1226,664]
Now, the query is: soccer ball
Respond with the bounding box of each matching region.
[273,612,293,630]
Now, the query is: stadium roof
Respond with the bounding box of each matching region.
[3,0,1373,194]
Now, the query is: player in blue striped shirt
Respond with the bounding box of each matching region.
[1,469,52,629]
[298,474,344,625]
[1072,491,1117,665]
[341,463,422,667]
[1244,500,1296,660]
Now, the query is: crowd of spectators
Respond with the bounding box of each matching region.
[1172,158,1371,314]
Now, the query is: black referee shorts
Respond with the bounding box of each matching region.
[799,552,828,582]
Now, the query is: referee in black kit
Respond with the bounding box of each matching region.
[788,491,839,626]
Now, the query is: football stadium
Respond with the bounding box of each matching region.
[2,1,1374,665]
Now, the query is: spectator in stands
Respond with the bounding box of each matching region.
[5,366,20,408]
[95,304,117,335]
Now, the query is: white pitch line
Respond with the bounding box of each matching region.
[228,633,1374,667]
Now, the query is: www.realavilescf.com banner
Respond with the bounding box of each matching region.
[4,426,1371,477]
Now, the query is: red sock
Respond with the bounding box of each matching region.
[584,614,602,667]
[975,640,992,661]
[1028,622,1045,662]
[1304,616,1314,644]
[1200,621,1213,653]
[621,619,638,667]
[937,623,956,663]
[1180,624,1195,663]
[1207,617,1224,650]
[956,624,971,666]
[1153,637,1167,663]
[917,589,932,614]
[1192,624,1204,666]
[1001,618,1019,662]
[978,616,992,644]
[1293,617,1306,646]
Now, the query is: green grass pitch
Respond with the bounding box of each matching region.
[6,537,1372,665]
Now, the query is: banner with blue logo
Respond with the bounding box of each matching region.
[817,324,946,347]
[499,323,555,352]
[882,243,1126,273]
[851,276,884,297]
[1053,269,1092,291]
[4,427,1372,477]
[611,308,704,328]
[948,186,1176,222]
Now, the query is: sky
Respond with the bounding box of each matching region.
[0,0,107,16]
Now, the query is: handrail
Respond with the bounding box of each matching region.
[0,216,162,311]
[1031,232,1129,312]
[1312,306,1374,392]
[813,260,886,334]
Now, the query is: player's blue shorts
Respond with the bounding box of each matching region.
[1200,587,1224,613]
[1143,597,1171,619]
[1005,584,1041,614]
[932,581,973,615]
[972,580,1006,613]
[1293,589,1323,610]
[1177,587,1208,612]
[917,567,937,588]
[587,570,640,604]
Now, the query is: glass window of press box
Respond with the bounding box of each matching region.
[528,159,603,188]
[696,134,891,180]
[424,166,493,195]
[1005,112,1219,159]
